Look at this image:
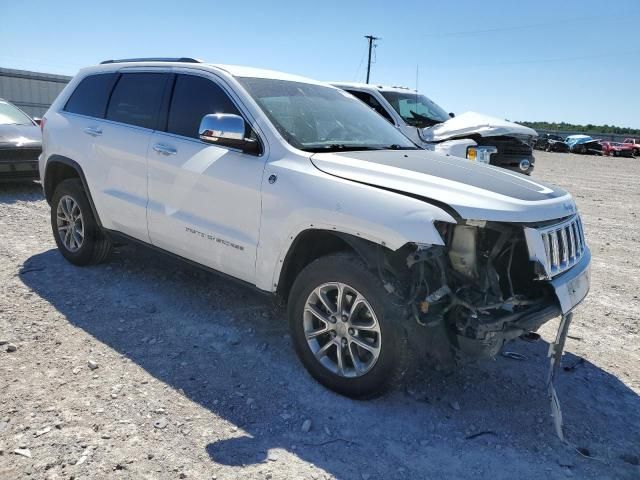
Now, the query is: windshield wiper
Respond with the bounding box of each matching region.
[302,144,385,153]
[385,144,419,150]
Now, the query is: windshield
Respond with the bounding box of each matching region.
[237,77,417,152]
[0,100,33,126]
[381,91,450,128]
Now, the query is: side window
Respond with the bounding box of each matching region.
[106,73,168,129]
[167,74,240,139]
[346,90,395,124]
[64,73,117,118]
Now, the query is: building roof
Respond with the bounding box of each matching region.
[0,67,72,83]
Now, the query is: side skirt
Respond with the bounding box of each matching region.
[105,229,275,299]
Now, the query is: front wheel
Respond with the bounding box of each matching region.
[50,178,112,266]
[288,253,408,399]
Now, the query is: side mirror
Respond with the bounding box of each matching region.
[448,112,455,118]
[198,114,259,154]
[33,117,42,125]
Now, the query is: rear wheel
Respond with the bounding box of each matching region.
[51,178,112,266]
[288,253,408,399]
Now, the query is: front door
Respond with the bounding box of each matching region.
[147,73,266,283]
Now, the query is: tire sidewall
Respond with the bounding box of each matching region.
[50,179,100,265]
[288,255,406,399]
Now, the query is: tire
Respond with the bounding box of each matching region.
[288,253,408,399]
[50,178,112,266]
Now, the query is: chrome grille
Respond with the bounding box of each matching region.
[537,215,586,278]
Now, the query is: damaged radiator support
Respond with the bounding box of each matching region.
[547,312,572,443]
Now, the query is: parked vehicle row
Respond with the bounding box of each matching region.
[38,58,591,398]
[535,133,638,157]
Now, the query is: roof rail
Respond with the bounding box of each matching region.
[99,57,202,65]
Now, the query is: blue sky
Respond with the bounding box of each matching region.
[2,0,639,128]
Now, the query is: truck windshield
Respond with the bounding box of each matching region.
[0,100,33,126]
[237,77,418,152]
[381,91,450,128]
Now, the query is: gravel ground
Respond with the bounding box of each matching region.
[1,151,638,480]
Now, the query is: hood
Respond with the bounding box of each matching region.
[0,124,41,148]
[310,150,576,223]
[420,112,537,142]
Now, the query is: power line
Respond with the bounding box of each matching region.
[353,44,367,82]
[422,13,639,38]
[428,49,640,69]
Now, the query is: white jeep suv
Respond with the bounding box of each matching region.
[40,58,590,398]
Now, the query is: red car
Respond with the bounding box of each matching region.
[623,138,640,155]
[601,141,635,157]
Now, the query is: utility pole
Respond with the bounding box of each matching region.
[364,35,380,84]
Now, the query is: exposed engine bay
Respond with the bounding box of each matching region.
[390,221,562,361]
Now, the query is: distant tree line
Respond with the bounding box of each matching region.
[516,121,640,136]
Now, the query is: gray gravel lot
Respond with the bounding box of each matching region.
[1,151,639,479]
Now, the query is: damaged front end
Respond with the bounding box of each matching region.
[395,215,590,362]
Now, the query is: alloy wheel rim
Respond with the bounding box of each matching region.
[56,195,84,252]
[303,282,382,378]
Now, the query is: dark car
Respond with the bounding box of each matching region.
[0,98,42,181]
[535,133,570,153]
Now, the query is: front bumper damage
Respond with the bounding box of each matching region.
[548,311,573,442]
[396,215,590,442]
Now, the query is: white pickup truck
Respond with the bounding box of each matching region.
[40,59,589,398]
[332,83,538,174]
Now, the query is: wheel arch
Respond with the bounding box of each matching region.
[43,155,103,227]
[276,229,409,302]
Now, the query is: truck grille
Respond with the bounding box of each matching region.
[476,137,533,156]
[539,215,586,277]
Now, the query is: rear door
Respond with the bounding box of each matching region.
[147,72,267,283]
[88,71,170,241]
[58,72,119,220]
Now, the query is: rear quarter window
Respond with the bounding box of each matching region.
[64,73,118,118]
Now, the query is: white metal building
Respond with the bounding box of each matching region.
[0,67,72,118]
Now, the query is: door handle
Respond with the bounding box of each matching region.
[83,127,102,137]
[153,144,177,156]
